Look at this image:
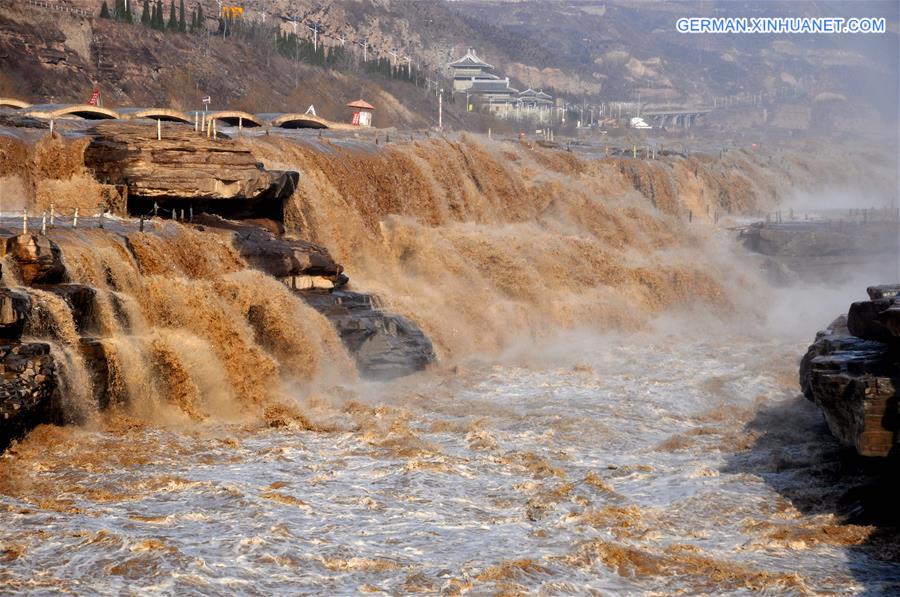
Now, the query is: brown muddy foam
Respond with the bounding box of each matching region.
[30,224,355,426]
[242,134,888,360]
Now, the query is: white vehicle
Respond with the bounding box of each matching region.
[630,116,652,129]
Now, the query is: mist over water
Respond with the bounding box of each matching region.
[1,134,898,593]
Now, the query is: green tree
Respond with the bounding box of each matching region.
[125,4,133,23]
[178,0,186,32]
[153,0,164,29]
[140,0,150,25]
[196,4,204,32]
[167,0,177,30]
[114,0,124,20]
[99,0,111,18]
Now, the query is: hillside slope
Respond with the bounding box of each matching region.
[1,0,897,133]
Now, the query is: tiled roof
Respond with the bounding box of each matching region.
[449,48,494,70]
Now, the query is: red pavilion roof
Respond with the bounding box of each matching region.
[345,99,375,110]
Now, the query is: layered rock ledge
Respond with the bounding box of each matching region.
[800,284,900,458]
[193,214,346,284]
[83,122,298,219]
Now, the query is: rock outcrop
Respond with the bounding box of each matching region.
[2,234,66,285]
[83,122,298,219]
[193,214,346,283]
[300,289,435,380]
[0,271,61,452]
[0,288,31,340]
[0,342,58,453]
[800,284,900,458]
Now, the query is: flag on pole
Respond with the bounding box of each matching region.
[88,87,100,106]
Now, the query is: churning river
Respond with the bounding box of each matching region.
[2,330,897,595]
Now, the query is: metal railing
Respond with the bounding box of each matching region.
[0,202,197,235]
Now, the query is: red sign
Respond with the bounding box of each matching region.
[88,88,100,106]
[350,111,372,126]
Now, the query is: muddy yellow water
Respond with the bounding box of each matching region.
[1,330,896,595]
[2,130,898,594]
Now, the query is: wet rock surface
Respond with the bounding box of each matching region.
[0,342,58,452]
[194,214,344,280]
[300,289,435,380]
[79,339,114,411]
[2,233,66,285]
[800,285,900,458]
[0,288,31,340]
[38,284,97,334]
[83,122,298,218]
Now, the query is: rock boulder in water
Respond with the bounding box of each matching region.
[300,289,435,380]
[800,284,900,458]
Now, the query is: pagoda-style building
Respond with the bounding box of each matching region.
[449,48,502,93]
[517,88,553,110]
[448,48,553,119]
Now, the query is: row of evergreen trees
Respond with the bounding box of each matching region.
[363,55,423,85]
[275,31,345,67]
[100,0,204,34]
[96,0,444,91]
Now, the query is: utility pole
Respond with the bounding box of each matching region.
[438,88,443,130]
[215,0,226,40]
[306,20,320,53]
[290,17,299,86]
[388,47,398,72]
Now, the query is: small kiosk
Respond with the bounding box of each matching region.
[346,99,375,127]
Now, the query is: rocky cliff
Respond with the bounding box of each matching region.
[800,284,900,459]
[84,122,299,220]
[0,284,59,452]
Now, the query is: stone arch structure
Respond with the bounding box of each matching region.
[119,108,191,123]
[268,113,331,129]
[207,111,263,127]
[0,98,30,109]
[25,104,119,120]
